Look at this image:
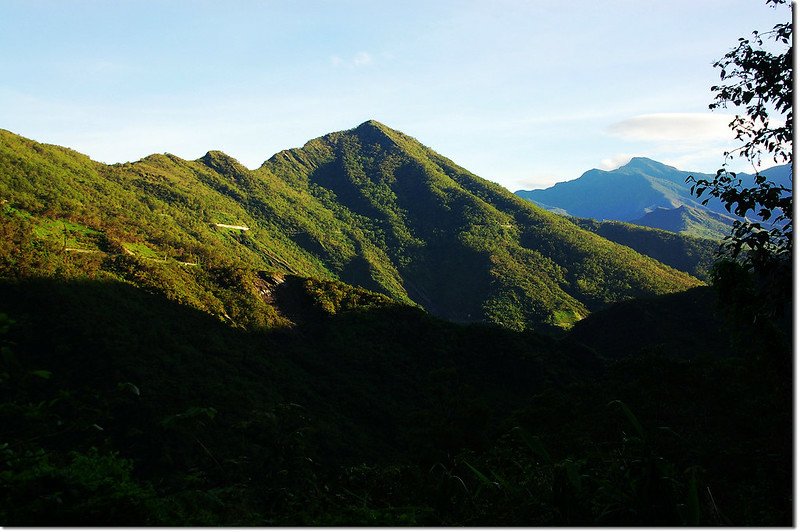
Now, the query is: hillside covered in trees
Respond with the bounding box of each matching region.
[0,122,702,331]
[0,121,792,525]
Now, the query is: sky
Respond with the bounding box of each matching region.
[0,0,790,191]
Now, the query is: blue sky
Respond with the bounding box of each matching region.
[0,0,789,190]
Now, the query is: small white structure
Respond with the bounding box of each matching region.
[214,223,250,231]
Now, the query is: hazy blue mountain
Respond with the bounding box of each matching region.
[630,205,737,240]
[515,158,707,221]
[753,163,793,190]
[515,157,792,238]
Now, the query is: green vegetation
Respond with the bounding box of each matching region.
[121,242,161,259]
[0,122,791,525]
[0,124,699,332]
[262,120,700,329]
[31,218,103,251]
[572,217,719,280]
[0,275,790,525]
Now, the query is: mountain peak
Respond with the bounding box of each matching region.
[626,156,658,165]
[348,119,406,150]
[201,149,231,159]
[357,119,388,129]
[198,149,239,163]
[621,157,678,173]
[197,150,247,175]
[353,119,395,138]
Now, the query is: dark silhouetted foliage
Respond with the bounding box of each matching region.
[687,0,792,272]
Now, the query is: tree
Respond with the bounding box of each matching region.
[685,0,792,344]
[686,0,793,277]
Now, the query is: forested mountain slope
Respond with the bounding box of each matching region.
[0,123,791,526]
[0,123,700,331]
[260,121,700,329]
[571,218,719,280]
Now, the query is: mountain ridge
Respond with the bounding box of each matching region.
[259,121,702,328]
[0,122,702,331]
[515,156,792,239]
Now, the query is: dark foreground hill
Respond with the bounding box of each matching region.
[0,269,790,525]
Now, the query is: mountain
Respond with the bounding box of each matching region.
[1,266,790,526]
[571,217,719,280]
[515,157,792,239]
[0,122,790,526]
[0,122,700,331]
[515,157,706,221]
[259,121,703,329]
[629,204,737,240]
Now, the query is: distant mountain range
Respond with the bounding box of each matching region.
[515,157,792,239]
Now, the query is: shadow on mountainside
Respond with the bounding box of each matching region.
[567,286,727,359]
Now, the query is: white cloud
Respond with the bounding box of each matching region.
[658,145,735,168]
[607,112,736,142]
[598,112,753,173]
[352,51,372,66]
[330,51,373,69]
[599,153,635,170]
[512,174,562,191]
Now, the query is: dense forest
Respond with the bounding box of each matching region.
[0,122,705,331]
[1,0,794,523]
[0,114,792,524]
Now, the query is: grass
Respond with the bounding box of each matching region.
[121,242,161,259]
[550,309,584,329]
[32,217,102,250]
[209,210,240,225]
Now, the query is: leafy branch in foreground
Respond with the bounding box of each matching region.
[687,0,792,278]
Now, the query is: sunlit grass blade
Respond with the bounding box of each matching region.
[607,400,645,440]
[463,460,494,487]
[513,426,552,464]
[687,470,700,526]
